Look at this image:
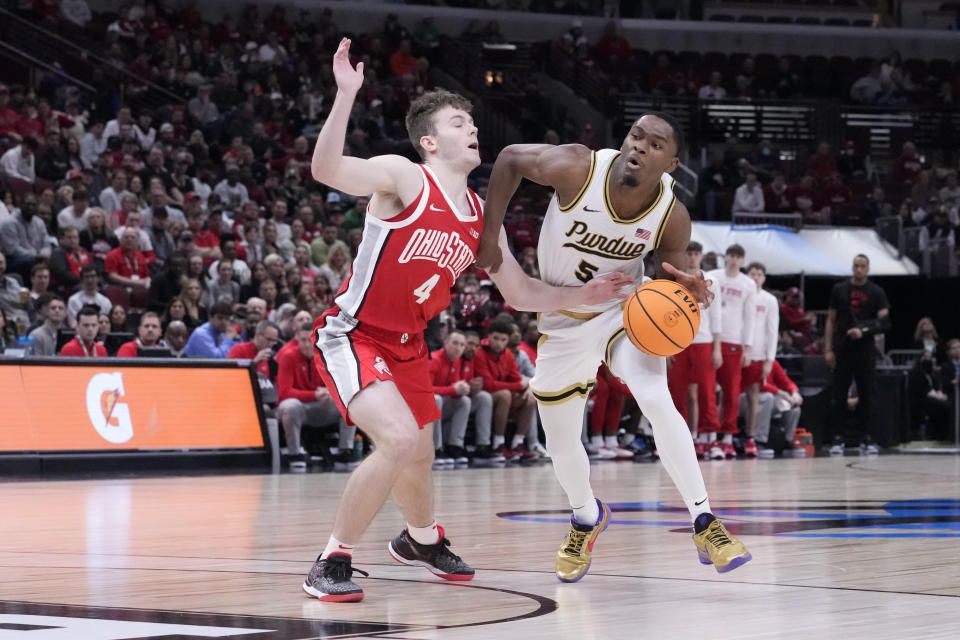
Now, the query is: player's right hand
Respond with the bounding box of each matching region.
[581,272,634,305]
[333,38,364,95]
[824,350,836,369]
[474,231,503,273]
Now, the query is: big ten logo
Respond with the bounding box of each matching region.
[673,288,700,316]
[85,372,134,444]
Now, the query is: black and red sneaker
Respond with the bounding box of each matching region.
[387,526,475,581]
[301,553,369,602]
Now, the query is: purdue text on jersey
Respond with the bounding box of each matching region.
[562,220,646,260]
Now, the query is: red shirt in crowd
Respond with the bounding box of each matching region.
[116,340,140,358]
[227,340,271,377]
[104,247,150,280]
[892,153,924,184]
[60,337,106,357]
[473,345,524,392]
[390,49,418,76]
[275,341,323,403]
[806,152,837,180]
[64,248,92,278]
[0,106,20,138]
[760,360,798,395]
[518,341,537,367]
[429,348,465,396]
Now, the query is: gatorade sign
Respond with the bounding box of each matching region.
[0,363,264,452]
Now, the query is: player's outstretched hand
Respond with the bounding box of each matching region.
[662,262,714,309]
[333,38,364,95]
[474,231,503,273]
[581,272,634,306]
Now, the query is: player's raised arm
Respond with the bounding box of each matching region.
[476,143,592,272]
[655,201,714,309]
[488,228,633,311]
[311,38,420,204]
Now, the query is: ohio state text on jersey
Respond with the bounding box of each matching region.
[333,164,484,333]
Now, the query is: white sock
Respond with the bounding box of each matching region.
[321,535,354,559]
[590,435,603,447]
[722,434,733,444]
[604,435,618,449]
[492,434,505,448]
[407,521,441,545]
[686,495,712,522]
[706,432,717,443]
[511,434,525,449]
[573,498,600,527]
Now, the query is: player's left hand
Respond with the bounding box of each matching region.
[661,262,714,308]
[581,272,635,305]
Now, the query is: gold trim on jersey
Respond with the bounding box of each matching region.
[558,151,597,213]
[653,192,678,249]
[532,379,597,405]
[604,327,627,365]
[558,309,602,320]
[537,333,549,349]
[602,153,667,226]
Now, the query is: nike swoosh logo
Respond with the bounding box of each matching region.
[429,204,445,212]
[583,206,600,212]
[338,544,352,550]
[694,498,707,506]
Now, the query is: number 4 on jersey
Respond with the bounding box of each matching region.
[413,274,441,304]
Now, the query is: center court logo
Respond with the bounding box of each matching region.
[85,372,134,443]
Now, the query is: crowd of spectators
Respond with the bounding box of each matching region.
[0,2,957,466]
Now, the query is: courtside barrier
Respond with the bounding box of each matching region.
[0,358,266,455]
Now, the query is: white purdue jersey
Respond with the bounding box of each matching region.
[537,148,677,324]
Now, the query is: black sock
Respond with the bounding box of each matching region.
[694,512,716,534]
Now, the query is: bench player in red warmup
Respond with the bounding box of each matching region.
[302,38,631,602]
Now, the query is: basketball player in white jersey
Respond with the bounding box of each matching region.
[477,113,752,581]
[741,262,779,457]
[667,241,723,458]
[704,245,756,460]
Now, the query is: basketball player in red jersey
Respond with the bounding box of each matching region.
[301,39,632,602]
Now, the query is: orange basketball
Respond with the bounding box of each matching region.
[622,279,701,357]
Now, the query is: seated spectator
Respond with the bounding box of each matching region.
[316,242,351,293]
[60,304,106,357]
[310,224,341,267]
[27,293,66,356]
[823,174,855,222]
[587,363,634,459]
[939,173,960,212]
[472,320,536,461]
[180,277,208,327]
[66,265,112,327]
[390,39,418,77]
[109,303,129,333]
[184,300,237,357]
[909,351,951,441]
[698,70,727,100]
[207,233,250,286]
[79,207,119,266]
[849,64,886,104]
[0,308,16,352]
[57,187,91,231]
[204,260,240,307]
[780,286,811,337]
[145,207,175,269]
[892,141,924,185]
[116,312,164,357]
[430,330,473,465]
[276,322,353,471]
[227,319,279,376]
[914,317,947,366]
[788,175,828,224]
[0,137,38,193]
[740,359,803,453]
[0,254,26,327]
[1,193,52,276]
[104,226,151,308]
[26,262,50,323]
[49,225,90,293]
[941,339,960,395]
[763,173,792,214]
[862,186,893,224]
[114,210,154,258]
[164,320,189,357]
[807,142,837,181]
[733,171,764,214]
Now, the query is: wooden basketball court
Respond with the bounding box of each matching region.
[2,454,959,639]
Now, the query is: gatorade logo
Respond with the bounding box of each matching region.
[85,372,134,444]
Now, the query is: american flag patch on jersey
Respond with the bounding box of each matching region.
[635,228,651,240]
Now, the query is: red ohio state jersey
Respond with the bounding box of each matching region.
[333,164,483,333]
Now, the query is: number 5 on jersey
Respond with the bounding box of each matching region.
[414,274,441,304]
[574,259,598,283]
